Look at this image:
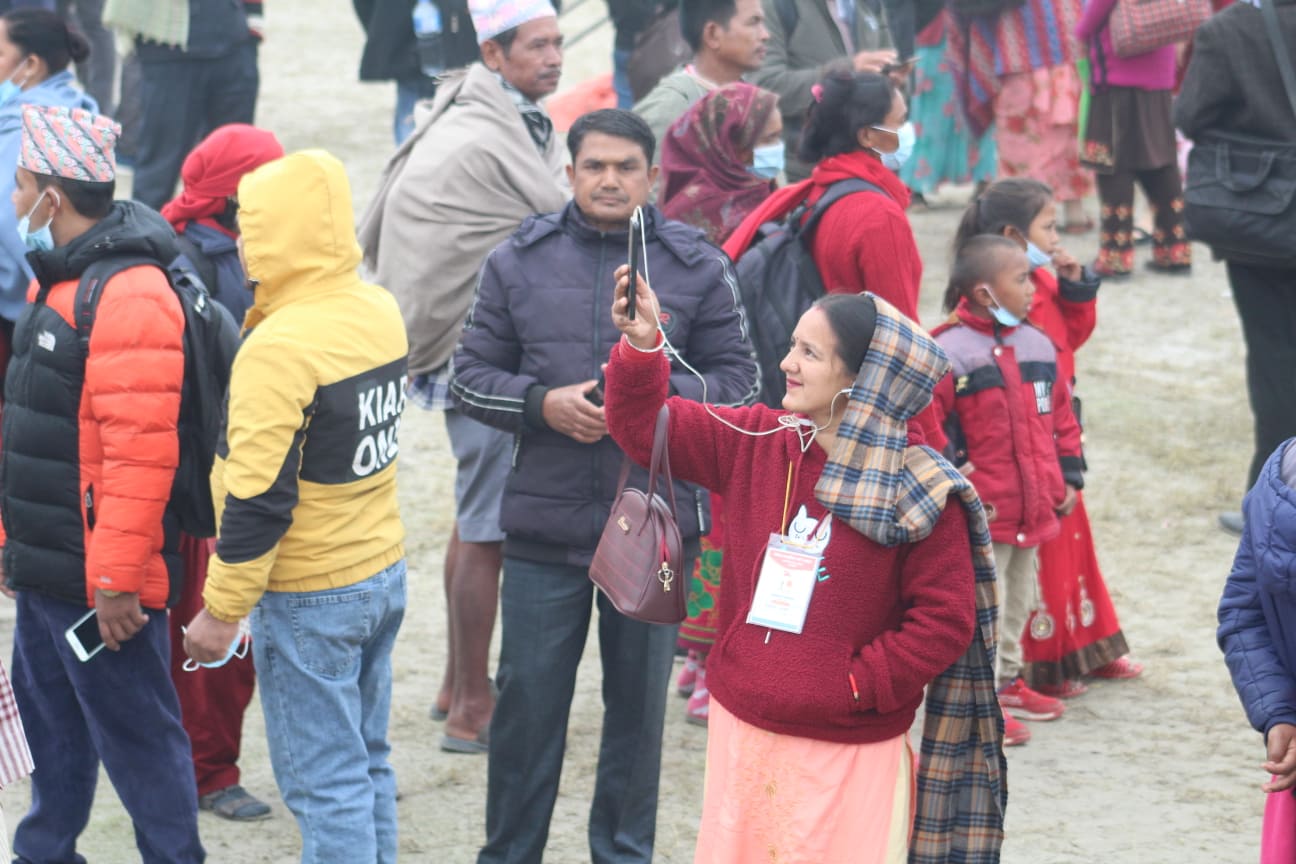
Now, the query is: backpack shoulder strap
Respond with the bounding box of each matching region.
[1261,0,1296,123]
[73,254,166,361]
[173,233,219,299]
[797,178,886,238]
[775,0,799,37]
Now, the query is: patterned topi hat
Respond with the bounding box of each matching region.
[19,105,120,183]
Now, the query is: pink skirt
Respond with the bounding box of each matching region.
[994,66,1093,203]
[694,699,913,864]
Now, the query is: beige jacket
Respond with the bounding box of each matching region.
[357,63,570,376]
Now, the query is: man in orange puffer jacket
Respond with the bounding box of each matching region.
[0,105,204,863]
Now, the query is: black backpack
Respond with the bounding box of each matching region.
[733,178,882,407]
[74,254,242,538]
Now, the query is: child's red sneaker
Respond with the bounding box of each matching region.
[1002,709,1030,746]
[998,678,1065,721]
[1089,656,1143,680]
[1035,679,1088,699]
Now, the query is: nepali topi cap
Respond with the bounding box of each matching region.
[19,105,120,183]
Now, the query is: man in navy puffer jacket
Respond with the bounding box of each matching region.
[452,109,758,864]
[1219,438,1296,795]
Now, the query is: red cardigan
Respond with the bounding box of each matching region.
[604,338,977,744]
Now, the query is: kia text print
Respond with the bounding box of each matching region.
[296,358,409,484]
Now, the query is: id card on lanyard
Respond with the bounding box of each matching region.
[745,461,828,635]
[746,534,821,634]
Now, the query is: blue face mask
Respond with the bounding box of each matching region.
[872,121,916,171]
[984,284,1024,327]
[748,142,785,180]
[181,620,251,671]
[16,191,54,253]
[0,60,30,108]
[1026,240,1052,270]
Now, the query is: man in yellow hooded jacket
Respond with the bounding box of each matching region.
[183,149,410,863]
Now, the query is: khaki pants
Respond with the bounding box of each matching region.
[992,543,1040,688]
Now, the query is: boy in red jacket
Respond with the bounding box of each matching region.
[931,235,1085,746]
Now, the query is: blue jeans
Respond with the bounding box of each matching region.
[10,592,204,864]
[477,557,681,864]
[612,47,634,109]
[252,560,407,864]
[394,80,420,145]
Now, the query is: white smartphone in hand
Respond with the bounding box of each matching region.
[65,608,105,662]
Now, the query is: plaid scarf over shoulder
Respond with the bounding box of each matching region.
[815,295,1007,864]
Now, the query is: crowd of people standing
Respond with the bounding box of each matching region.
[0,0,1283,862]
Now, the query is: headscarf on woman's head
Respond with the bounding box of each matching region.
[815,294,1006,864]
[160,124,284,235]
[658,82,780,245]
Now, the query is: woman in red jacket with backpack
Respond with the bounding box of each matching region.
[724,70,923,322]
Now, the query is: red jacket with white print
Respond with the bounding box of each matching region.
[931,301,1084,548]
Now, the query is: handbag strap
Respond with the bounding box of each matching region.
[646,404,679,516]
[613,404,679,516]
[1262,0,1296,122]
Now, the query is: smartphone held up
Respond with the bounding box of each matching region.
[626,207,642,321]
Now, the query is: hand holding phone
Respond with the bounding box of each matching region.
[65,608,105,662]
[626,208,642,321]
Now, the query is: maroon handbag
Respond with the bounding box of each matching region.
[1108,0,1211,58]
[589,405,686,625]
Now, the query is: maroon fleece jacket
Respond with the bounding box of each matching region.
[605,338,978,744]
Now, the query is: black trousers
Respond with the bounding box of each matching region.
[1229,260,1296,489]
[131,42,259,210]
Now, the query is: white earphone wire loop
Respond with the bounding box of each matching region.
[632,207,849,453]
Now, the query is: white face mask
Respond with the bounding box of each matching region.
[871,121,915,171]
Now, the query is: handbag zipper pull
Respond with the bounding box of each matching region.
[658,562,673,592]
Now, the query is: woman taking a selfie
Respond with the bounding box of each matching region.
[602,273,1006,862]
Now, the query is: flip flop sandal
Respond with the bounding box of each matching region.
[199,784,272,821]
[1062,218,1095,235]
[440,729,490,754]
[1132,227,1153,246]
[429,704,449,722]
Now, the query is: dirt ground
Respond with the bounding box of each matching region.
[0,2,1270,861]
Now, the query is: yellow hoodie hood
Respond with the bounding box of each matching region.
[237,149,363,328]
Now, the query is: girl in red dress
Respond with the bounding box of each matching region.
[952,178,1143,695]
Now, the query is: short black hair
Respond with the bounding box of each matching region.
[568,109,656,164]
[814,293,877,374]
[944,234,1022,312]
[34,172,114,219]
[798,71,895,164]
[2,8,90,73]
[679,0,739,52]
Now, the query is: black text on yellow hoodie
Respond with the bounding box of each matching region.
[203,150,409,622]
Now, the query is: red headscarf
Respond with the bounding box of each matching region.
[658,83,780,245]
[160,124,284,236]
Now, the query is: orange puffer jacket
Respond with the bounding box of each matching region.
[0,202,185,610]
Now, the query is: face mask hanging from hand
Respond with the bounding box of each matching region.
[16,190,54,253]
[871,121,916,172]
[748,142,786,181]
